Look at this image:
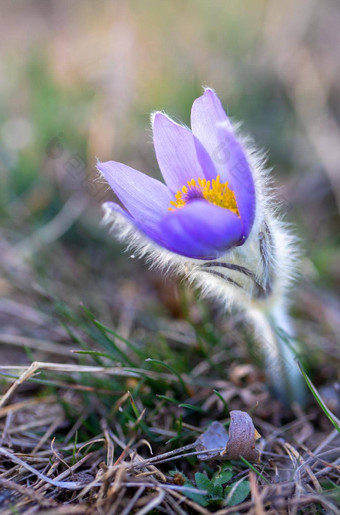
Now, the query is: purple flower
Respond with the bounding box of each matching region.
[97,89,256,260]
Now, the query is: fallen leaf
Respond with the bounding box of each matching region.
[195,410,260,463]
[222,410,260,462]
[195,421,229,460]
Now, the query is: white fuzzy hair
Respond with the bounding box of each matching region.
[100,120,299,317]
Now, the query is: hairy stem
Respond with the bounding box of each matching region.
[247,302,306,406]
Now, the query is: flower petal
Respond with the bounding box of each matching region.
[191,88,233,146]
[97,161,172,231]
[152,112,216,193]
[104,200,178,253]
[159,200,243,259]
[214,127,256,239]
[103,198,243,260]
[191,89,256,238]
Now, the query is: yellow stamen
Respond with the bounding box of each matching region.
[169,175,239,215]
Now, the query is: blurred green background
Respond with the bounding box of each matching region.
[0,0,339,370]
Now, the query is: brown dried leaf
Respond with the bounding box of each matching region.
[195,410,260,463]
[222,410,260,462]
[195,421,229,460]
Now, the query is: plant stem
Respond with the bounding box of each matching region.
[247,301,306,406]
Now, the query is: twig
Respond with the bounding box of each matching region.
[0,361,141,408]
[0,333,74,358]
[120,486,145,515]
[0,477,57,507]
[14,196,87,258]
[135,488,165,515]
[0,446,93,490]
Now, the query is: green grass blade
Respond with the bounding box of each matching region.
[72,350,119,361]
[297,361,340,433]
[240,457,270,485]
[93,319,147,360]
[213,389,228,413]
[145,358,189,394]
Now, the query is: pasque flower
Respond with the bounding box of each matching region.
[97,89,256,261]
[97,88,305,405]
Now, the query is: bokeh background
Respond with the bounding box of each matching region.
[1,0,339,377]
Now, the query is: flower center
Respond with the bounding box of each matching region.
[169,175,239,215]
